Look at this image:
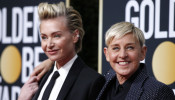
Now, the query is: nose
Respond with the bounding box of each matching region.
[47,38,54,48]
[119,49,127,58]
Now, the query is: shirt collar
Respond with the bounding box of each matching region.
[115,66,142,93]
[53,54,78,76]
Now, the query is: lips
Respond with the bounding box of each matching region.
[118,61,129,65]
[47,50,58,55]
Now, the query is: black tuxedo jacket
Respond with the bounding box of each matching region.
[96,63,175,100]
[32,57,105,100]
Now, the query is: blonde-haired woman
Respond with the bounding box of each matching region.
[18,2,105,100]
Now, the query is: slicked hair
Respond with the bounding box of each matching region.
[38,2,84,53]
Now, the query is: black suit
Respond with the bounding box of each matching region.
[32,57,105,100]
[96,63,175,100]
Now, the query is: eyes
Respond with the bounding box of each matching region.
[54,34,60,38]
[112,46,134,51]
[41,35,47,40]
[41,34,61,40]
[126,46,134,50]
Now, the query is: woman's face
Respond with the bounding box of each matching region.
[40,17,78,66]
[104,33,146,79]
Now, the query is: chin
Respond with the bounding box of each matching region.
[48,57,58,61]
[49,59,56,61]
[116,70,130,76]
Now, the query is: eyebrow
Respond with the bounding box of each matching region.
[110,42,136,46]
[40,33,45,35]
[40,31,62,35]
[126,43,136,45]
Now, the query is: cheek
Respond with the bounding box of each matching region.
[109,52,117,62]
[56,41,65,49]
[64,39,74,49]
[41,42,46,51]
[129,51,141,61]
[136,51,143,60]
[57,37,68,45]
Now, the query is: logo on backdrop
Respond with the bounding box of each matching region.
[1,45,21,84]
[0,6,45,100]
[152,41,175,85]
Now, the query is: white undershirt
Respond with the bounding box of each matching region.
[37,55,78,100]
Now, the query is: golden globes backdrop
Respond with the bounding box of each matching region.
[101,0,175,93]
[0,0,65,100]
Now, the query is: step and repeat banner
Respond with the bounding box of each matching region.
[0,0,175,99]
[0,0,65,100]
[102,0,175,93]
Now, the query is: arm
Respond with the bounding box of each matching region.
[30,59,54,81]
[18,76,38,100]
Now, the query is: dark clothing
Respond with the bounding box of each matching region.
[96,63,175,100]
[32,57,105,100]
[104,66,141,100]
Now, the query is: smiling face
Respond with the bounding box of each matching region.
[104,33,146,80]
[40,16,79,67]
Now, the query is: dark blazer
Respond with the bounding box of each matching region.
[96,63,175,100]
[32,57,105,100]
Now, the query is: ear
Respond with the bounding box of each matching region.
[140,46,147,61]
[72,29,79,43]
[104,47,110,62]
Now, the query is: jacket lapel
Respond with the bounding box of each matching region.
[57,57,84,100]
[125,64,148,100]
[96,69,116,100]
[32,65,54,100]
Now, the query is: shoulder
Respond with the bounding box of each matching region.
[77,66,105,100]
[103,68,116,81]
[73,60,105,97]
[76,57,104,77]
[130,64,175,99]
[142,77,175,99]
[80,66,105,81]
[144,77,173,92]
[74,57,105,82]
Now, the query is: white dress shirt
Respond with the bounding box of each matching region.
[38,55,78,100]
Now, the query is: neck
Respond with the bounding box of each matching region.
[116,74,130,84]
[56,52,76,69]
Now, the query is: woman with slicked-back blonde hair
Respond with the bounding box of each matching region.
[38,1,84,53]
[18,2,105,100]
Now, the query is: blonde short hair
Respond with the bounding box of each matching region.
[38,2,84,53]
[105,22,145,47]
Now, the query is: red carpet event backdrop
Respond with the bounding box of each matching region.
[0,0,175,100]
[0,0,64,100]
[101,0,175,94]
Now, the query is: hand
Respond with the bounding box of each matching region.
[18,76,38,100]
[30,59,54,81]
